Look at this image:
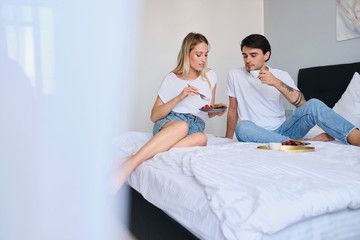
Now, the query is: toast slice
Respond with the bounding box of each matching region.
[211,103,225,109]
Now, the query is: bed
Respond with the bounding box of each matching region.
[116,62,360,240]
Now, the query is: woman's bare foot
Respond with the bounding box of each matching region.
[112,156,131,169]
[305,133,335,142]
[108,159,133,196]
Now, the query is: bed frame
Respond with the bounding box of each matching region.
[298,61,360,107]
[126,61,360,240]
[124,184,199,240]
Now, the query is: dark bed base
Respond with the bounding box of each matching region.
[127,185,200,240]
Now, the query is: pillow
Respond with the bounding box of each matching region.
[332,72,360,128]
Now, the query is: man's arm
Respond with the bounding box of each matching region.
[277,81,306,107]
[225,96,238,139]
[259,68,306,107]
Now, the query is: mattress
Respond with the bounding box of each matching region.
[115,131,360,240]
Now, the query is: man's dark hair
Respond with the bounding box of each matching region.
[241,34,272,62]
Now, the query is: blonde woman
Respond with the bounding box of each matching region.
[109,32,226,195]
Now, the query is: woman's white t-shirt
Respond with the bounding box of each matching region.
[226,67,298,131]
[158,70,217,123]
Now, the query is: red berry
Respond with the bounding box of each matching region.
[202,105,212,110]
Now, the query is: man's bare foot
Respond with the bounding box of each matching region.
[305,133,335,142]
[347,128,360,146]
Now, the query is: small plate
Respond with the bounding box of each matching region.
[257,145,315,153]
[199,106,227,112]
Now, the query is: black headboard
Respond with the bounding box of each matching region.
[298,62,360,108]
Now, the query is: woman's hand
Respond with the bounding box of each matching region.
[208,109,227,117]
[177,85,199,101]
[208,103,227,118]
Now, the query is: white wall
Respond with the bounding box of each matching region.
[264,0,360,82]
[132,0,264,136]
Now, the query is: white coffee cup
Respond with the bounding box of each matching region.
[267,142,282,150]
[250,70,260,78]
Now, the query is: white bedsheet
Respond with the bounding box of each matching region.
[115,132,233,239]
[115,131,360,240]
[179,142,360,239]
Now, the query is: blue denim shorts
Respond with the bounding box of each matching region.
[153,111,205,136]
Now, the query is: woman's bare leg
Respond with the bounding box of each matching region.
[109,121,189,195]
[172,132,207,148]
[112,133,206,169]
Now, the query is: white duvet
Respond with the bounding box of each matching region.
[115,131,360,240]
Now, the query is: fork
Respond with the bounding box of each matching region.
[187,84,209,101]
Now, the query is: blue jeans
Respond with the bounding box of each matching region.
[235,99,356,144]
[153,111,205,136]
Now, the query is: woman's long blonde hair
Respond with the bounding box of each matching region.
[172,32,212,88]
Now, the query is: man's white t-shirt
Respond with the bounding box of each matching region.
[158,70,217,123]
[226,67,298,131]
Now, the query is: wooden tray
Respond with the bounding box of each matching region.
[257,145,315,153]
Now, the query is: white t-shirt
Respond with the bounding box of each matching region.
[226,67,298,131]
[158,70,217,123]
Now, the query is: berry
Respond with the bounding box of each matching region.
[201,105,212,110]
